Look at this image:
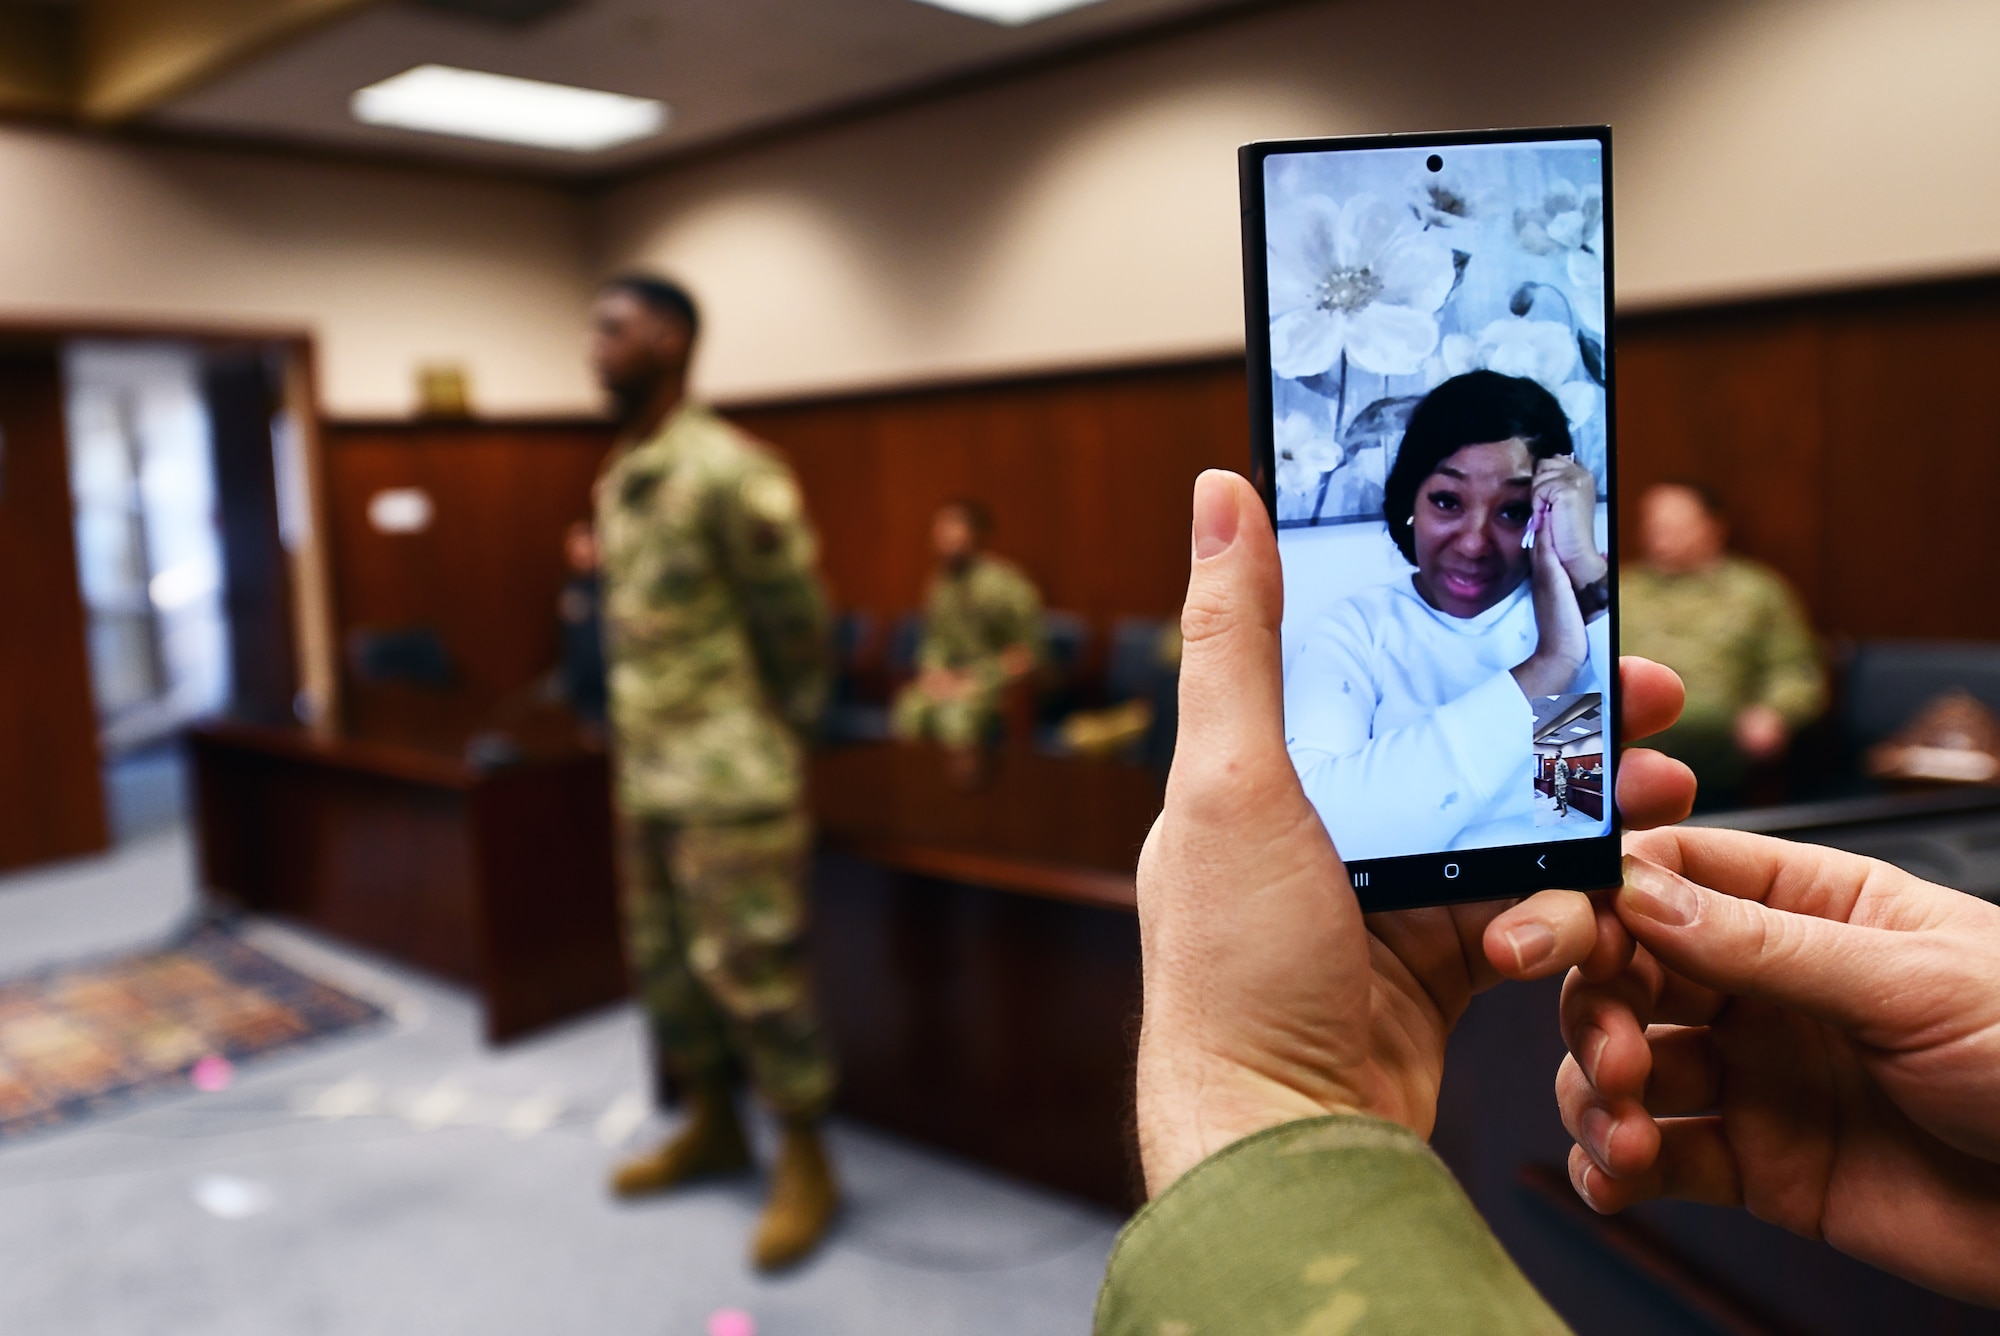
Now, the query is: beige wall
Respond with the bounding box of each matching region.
[0,126,600,417]
[596,0,2000,402]
[6,0,1996,413]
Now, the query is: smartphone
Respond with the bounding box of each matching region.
[1240,125,1621,910]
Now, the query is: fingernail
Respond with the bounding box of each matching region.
[1571,1158,1594,1204]
[1580,1105,1614,1168]
[1504,921,1556,973]
[1572,1157,1606,1212]
[1580,1025,1608,1084]
[1619,855,1698,927]
[1191,472,1240,560]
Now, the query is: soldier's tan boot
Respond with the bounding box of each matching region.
[609,1084,753,1198]
[751,1120,839,1271]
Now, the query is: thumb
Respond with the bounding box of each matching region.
[1170,470,1289,793]
[1617,855,1902,1035]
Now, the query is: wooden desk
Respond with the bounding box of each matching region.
[191,721,1158,1203]
[1565,779,1604,822]
[807,744,1158,1207]
[812,743,1159,908]
[188,720,629,1043]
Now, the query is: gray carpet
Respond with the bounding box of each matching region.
[0,773,1121,1335]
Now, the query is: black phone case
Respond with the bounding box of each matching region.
[1240,125,1623,910]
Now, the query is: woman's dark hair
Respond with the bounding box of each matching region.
[1384,369,1573,564]
[601,272,700,339]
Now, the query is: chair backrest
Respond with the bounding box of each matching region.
[831,610,875,664]
[885,612,925,678]
[1104,618,1170,703]
[1042,610,1091,677]
[827,610,876,705]
[1842,640,2000,750]
[347,625,453,688]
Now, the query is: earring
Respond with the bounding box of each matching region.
[1405,514,1416,526]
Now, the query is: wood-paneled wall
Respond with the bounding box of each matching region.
[1616,275,2000,642]
[317,274,2000,731]
[321,419,613,739]
[320,363,1246,734]
[731,359,1246,622]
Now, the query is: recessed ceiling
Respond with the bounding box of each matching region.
[142,0,1253,178]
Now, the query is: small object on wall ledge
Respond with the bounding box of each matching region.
[1868,689,2000,785]
[416,362,472,418]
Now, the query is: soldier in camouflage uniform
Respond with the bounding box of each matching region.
[587,274,838,1271]
[1622,482,1825,808]
[891,499,1045,767]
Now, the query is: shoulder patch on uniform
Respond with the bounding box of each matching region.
[742,473,802,526]
[619,468,663,509]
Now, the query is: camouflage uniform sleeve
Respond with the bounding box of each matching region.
[1748,566,1827,727]
[714,458,832,736]
[1095,1116,1571,1336]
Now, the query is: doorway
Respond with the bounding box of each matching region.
[65,341,234,756]
[0,328,317,868]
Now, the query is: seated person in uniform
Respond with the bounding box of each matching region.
[891,499,1044,764]
[1622,481,1824,808]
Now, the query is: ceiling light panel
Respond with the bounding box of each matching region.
[351,64,667,152]
[909,0,1110,25]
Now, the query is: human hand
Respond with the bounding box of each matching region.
[1732,703,1789,760]
[917,667,971,701]
[996,644,1036,681]
[1557,828,2000,1304]
[1511,524,1589,699]
[1133,470,1695,1197]
[1531,456,1606,591]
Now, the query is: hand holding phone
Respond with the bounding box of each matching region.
[1133,468,1693,1197]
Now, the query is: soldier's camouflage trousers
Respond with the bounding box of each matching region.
[617,809,835,1119]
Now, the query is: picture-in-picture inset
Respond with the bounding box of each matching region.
[1532,692,1604,829]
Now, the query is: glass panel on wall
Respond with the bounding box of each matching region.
[64,341,231,754]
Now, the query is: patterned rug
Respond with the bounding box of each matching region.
[0,924,385,1139]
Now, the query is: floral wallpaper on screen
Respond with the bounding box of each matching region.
[1264,141,1607,528]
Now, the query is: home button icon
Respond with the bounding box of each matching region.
[1443,863,1460,879]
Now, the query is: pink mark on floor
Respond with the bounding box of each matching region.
[707,1310,755,1336]
[189,1055,235,1092]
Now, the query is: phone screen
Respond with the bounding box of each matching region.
[1239,127,1621,909]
